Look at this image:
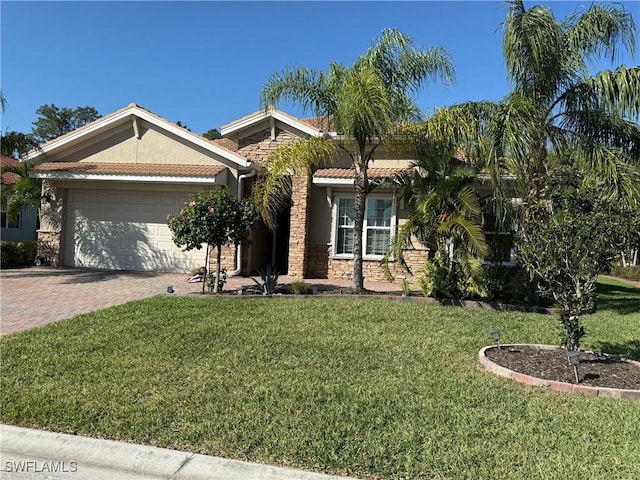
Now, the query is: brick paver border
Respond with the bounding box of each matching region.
[479,344,640,400]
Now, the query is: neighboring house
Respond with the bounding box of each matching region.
[1,154,38,242]
[27,103,427,281]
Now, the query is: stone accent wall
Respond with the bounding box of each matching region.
[37,231,61,266]
[208,244,237,272]
[307,244,429,283]
[237,128,299,164]
[288,173,312,278]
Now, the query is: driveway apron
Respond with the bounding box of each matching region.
[0,267,203,335]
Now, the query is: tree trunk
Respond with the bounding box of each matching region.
[352,155,368,293]
[214,244,222,294]
[202,244,210,295]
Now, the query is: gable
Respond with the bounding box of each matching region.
[26,103,251,170]
[236,127,303,164]
[37,119,239,170]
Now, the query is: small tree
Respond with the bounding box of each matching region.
[167,188,258,293]
[516,171,632,350]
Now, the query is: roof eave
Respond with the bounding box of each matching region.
[26,105,252,169]
[221,109,321,137]
[32,172,222,184]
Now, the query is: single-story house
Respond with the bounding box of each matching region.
[26,103,431,282]
[1,154,39,242]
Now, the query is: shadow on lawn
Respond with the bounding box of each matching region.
[593,340,640,361]
[596,282,640,315]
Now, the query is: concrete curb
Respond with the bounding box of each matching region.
[479,344,640,400]
[0,424,354,480]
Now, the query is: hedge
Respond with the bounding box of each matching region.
[611,264,640,282]
[0,241,38,269]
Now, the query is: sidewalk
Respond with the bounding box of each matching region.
[0,424,355,480]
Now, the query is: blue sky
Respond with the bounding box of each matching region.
[1,1,637,137]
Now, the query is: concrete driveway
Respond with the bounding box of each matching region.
[0,267,213,335]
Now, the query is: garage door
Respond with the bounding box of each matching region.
[65,189,206,273]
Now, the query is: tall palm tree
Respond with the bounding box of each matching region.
[259,28,455,292]
[423,0,639,209]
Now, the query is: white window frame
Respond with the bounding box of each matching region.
[332,194,396,260]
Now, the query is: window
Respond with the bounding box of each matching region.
[1,196,20,229]
[484,213,514,263]
[334,196,394,257]
[336,198,355,255]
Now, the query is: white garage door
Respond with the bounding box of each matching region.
[65,189,206,273]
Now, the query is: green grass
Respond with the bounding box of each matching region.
[2,278,639,479]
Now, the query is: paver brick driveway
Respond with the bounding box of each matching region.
[0,267,208,335]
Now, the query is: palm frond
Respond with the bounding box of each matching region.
[503,0,571,104]
[437,215,489,259]
[582,66,640,119]
[253,137,337,230]
[261,66,332,117]
[336,66,391,145]
[566,3,637,65]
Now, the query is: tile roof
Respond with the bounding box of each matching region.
[314,167,411,180]
[300,117,333,132]
[212,137,238,152]
[1,154,20,184]
[32,162,226,178]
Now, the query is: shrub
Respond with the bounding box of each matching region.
[0,241,37,268]
[516,171,632,350]
[400,279,412,296]
[482,265,522,303]
[291,280,311,295]
[417,251,486,299]
[610,265,640,281]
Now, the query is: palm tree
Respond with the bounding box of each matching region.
[422,0,639,210]
[0,161,42,226]
[412,0,639,304]
[1,130,39,158]
[259,28,455,292]
[383,151,489,279]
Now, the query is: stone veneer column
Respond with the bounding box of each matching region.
[37,231,61,266]
[287,172,312,278]
[37,181,63,266]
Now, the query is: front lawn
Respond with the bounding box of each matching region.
[2,278,639,479]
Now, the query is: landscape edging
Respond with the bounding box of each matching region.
[479,344,640,400]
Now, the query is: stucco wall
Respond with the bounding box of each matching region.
[43,121,238,174]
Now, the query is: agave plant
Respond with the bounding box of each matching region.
[250,265,282,295]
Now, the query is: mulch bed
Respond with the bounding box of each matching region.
[486,345,640,390]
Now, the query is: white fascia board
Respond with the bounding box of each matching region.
[221,110,320,137]
[32,172,219,184]
[312,177,354,186]
[26,106,252,169]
